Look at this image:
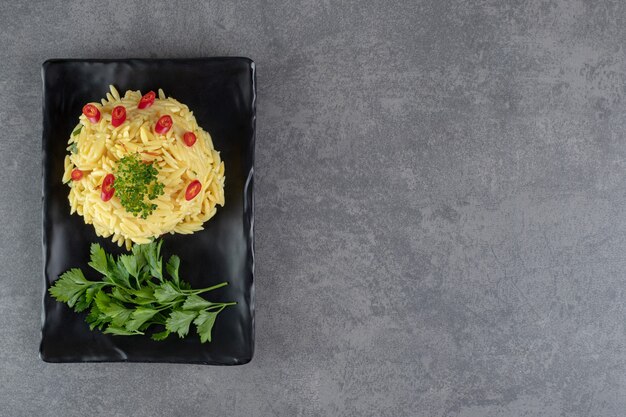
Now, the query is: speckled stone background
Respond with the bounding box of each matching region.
[1,0,625,416]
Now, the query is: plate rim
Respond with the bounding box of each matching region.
[40,56,256,365]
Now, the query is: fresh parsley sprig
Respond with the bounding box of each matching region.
[49,241,235,343]
[114,154,165,219]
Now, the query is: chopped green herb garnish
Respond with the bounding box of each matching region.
[114,154,165,219]
[72,125,83,136]
[68,142,78,154]
[48,241,235,342]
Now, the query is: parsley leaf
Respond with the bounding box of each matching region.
[151,330,171,341]
[166,310,198,338]
[144,240,163,281]
[74,286,100,312]
[49,268,101,311]
[94,291,133,327]
[88,243,109,276]
[48,269,88,304]
[153,281,180,303]
[128,286,155,304]
[166,255,180,286]
[86,303,109,330]
[194,310,218,343]
[104,326,143,336]
[125,307,159,332]
[109,260,132,289]
[119,254,139,278]
[182,293,212,310]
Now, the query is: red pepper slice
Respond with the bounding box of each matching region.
[155,115,173,135]
[101,173,115,201]
[71,169,83,181]
[111,106,126,127]
[182,131,197,147]
[138,91,156,109]
[185,180,202,201]
[82,104,101,123]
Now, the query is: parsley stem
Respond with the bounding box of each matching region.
[180,282,229,294]
[216,302,237,311]
[207,302,237,309]
[156,301,182,311]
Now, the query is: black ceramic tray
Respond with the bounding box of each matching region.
[41,58,255,365]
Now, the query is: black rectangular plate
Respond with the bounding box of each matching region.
[41,58,255,365]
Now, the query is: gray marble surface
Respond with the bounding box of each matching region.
[1,0,625,416]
